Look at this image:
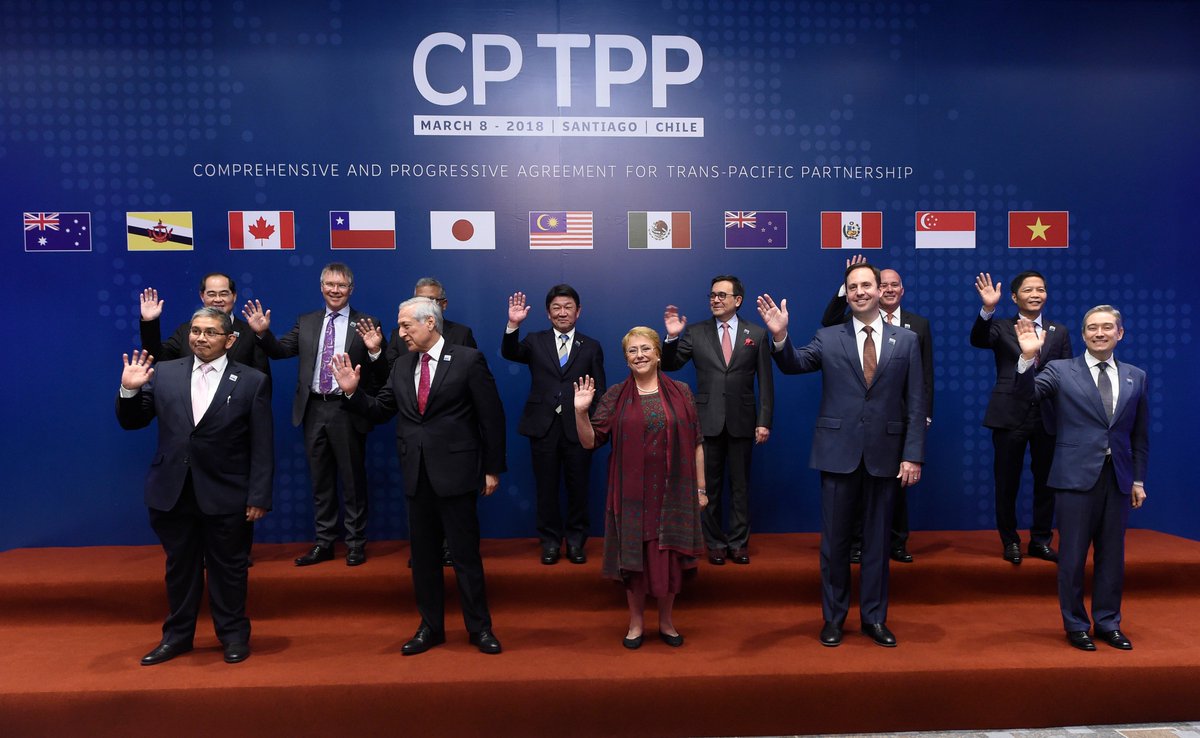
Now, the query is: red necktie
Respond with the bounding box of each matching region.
[417,353,431,414]
[720,322,733,365]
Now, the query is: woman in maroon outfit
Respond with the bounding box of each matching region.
[574,326,707,648]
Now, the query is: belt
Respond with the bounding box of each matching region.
[310,391,343,401]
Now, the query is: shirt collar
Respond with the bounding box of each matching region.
[424,335,447,361]
[851,313,884,335]
[1085,352,1116,370]
[193,353,229,375]
[555,328,575,344]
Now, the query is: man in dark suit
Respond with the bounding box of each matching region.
[117,307,273,665]
[386,277,477,369]
[242,262,387,567]
[502,284,606,564]
[1015,305,1148,651]
[757,262,925,648]
[662,274,773,565]
[972,271,1073,564]
[331,297,507,655]
[138,273,271,378]
[820,259,931,563]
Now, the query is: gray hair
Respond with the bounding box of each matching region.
[1083,304,1123,329]
[413,277,445,299]
[399,296,443,334]
[191,306,233,334]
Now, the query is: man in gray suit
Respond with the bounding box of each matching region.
[757,262,925,648]
[662,275,773,565]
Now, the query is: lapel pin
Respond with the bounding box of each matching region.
[230,374,239,382]
[1048,325,1056,332]
[443,354,452,362]
[903,323,911,330]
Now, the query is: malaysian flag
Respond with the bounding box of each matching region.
[529,211,593,249]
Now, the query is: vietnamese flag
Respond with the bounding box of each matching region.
[1009,211,1069,248]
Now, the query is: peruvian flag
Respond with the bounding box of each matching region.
[915,211,976,249]
[820,211,882,249]
[228,211,295,250]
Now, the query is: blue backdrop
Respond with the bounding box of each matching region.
[3,0,1196,549]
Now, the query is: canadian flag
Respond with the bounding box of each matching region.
[228,211,295,250]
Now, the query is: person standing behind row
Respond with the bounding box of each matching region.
[242,263,388,568]
[573,327,706,648]
[820,255,933,564]
[662,274,772,566]
[139,272,271,379]
[972,271,1072,565]
[503,285,606,565]
[757,261,925,648]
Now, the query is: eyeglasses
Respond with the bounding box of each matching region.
[203,290,233,299]
[709,291,734,301]
[625,346,656,356]
[322,281,352,290]
[189,328,229,338]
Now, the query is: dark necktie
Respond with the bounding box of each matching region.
[318,312,337,393]
[418,353,432,414]
[862,325,877,386]
[1097,361,1114,423]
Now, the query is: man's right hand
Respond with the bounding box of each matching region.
[242,300,271,335]
[975,272,1002,311]
[1015,317,1045,360]
[139,288,163,322]
[507,292,531,330]
[755,294,789,343]
[329,353,361,396]
[663,305,687,338]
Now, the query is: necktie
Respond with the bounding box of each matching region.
[558,333,569,368]
[720,322,733,365]
[318,312,337,393]
[1033,323,1042,368]
[1097,361,1114,423]
[417,353,432,414]
[192,362,214,424]
[885,312,894,325]
[862,326,877,386]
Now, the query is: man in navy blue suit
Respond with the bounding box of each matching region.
[117,307,273,666]
[1015,305,1148,651]
[757,262,925,648]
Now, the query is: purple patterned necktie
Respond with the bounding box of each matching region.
[318,312,337,393]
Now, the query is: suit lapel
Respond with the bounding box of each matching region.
[424,344,454,411]
[399,351,421,414]
[1070,356,1109,425]
[1111,361,1135,426]
[195,361,240,427]
[876,324,898,380]
[701,319,729,371]
[839,323,868,389]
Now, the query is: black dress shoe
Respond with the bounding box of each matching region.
[622,633,643,649]
[346,546,366,567]
[1066,631,1097,651]
[707,549,726,565]
[861,623,897,647]
[1027,543,1058,562]
[441,546,455,567]
[849,544,863,565]
[401,625,446,656]
[728,548,750,565]
[819,621,844,647]
[658,631,684,647]
[567,545,587,564]
[890,547,914,563]
[541,547,560,565]
[1003,542,1023,565]
[469,629,503,654]
[223,642,250,664]
[294,544,334,566]
[140,642,192,666]
[1097,629,1132,650]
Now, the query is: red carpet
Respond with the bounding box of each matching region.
[2,530,1199,737]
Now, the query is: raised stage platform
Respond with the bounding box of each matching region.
[2,530,1198,737]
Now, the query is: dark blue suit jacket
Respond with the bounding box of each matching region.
[501,327,605,442]
[773,322,925,477]
[116,357,274,515]
[1017,355,1148,494]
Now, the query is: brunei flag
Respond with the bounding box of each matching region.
[127,212,194,251]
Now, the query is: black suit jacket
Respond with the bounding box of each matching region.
[141,316,271,377]
[661,316,773,437]
[821,294,933,419]
[971,313,1072,430]
[116,357,274,515]
[345,343,506,497]
[501,327,605,441]
[257,307,387,431]
[385,318,476,368]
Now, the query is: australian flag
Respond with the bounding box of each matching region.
[24,212,92,252]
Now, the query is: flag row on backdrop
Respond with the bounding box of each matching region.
[22,210,1072,252]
